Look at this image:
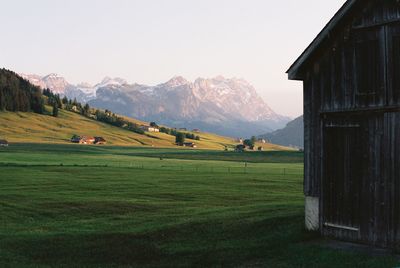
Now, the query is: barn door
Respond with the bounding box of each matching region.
[323,117,364,237]
[323,115,394,247]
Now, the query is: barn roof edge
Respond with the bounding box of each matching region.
[287,0,359,81]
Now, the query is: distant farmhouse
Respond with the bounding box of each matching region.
[236,138,244,144]
[177,142,197,148]
[140,126,160,132]
[94,137,107,145]
[79,136,95,144]
[287,0,400,250]
[71,135,106,145]
[182,142,197,148]
[0,140,9,147]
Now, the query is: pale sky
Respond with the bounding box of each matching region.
[1,0,346,117]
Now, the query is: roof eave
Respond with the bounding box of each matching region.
[287,0,358,81]
[287,71,304,81]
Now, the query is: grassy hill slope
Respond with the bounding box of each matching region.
[0,109,290,150]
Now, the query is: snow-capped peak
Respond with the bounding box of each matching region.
[77,82,93,88]
[43,73,65,81]
[163,76,189,87]
[46,73,58,77]
[213,75,226,81]
[98,77,128,88]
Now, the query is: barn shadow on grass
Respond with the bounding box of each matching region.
[2,215,399,267]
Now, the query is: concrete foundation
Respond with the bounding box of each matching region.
[305,196,319,231]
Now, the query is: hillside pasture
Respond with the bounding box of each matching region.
[0,110,246,150]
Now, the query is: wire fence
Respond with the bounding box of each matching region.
[0,161,304,176]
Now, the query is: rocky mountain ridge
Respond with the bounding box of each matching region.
[20,73,291,137]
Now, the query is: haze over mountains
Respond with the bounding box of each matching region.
[20,73,291,137]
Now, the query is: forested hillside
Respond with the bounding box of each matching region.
[0,69,44,113]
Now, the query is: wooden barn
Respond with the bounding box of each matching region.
[287,0,400,250]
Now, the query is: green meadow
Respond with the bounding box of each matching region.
[0,144,398,267]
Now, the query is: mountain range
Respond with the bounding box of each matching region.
[20,73,291,137]
[259,116,304,149]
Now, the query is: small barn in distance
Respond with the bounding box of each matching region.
[0,140,8,147]
[94,137,106,145]
[288,0,400,250]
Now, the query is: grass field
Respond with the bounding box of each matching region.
[0,110,290,151]
[0,144,398,267]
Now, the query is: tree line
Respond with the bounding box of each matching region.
[0,69,44,113]
[158,126,200,141]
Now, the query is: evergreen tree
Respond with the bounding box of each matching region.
[31,90,44,114]
[0,91,5,111]
[175,132,185,145]
[55,95,62,108]
[150,122,158,128]
[82,103,90,116]
[243,139,255,147]
[251,136,257,145]
[52,102,59,117]
[160,127,169,134]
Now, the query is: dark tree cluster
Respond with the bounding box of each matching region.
[0,68,44,113]
[175,132,185,144]
[95,109,125,127]
[243,136,257,147]
[185,133,201,141]
[95,109,144,135]
[43,89,62,108]
[159,126,200,141]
